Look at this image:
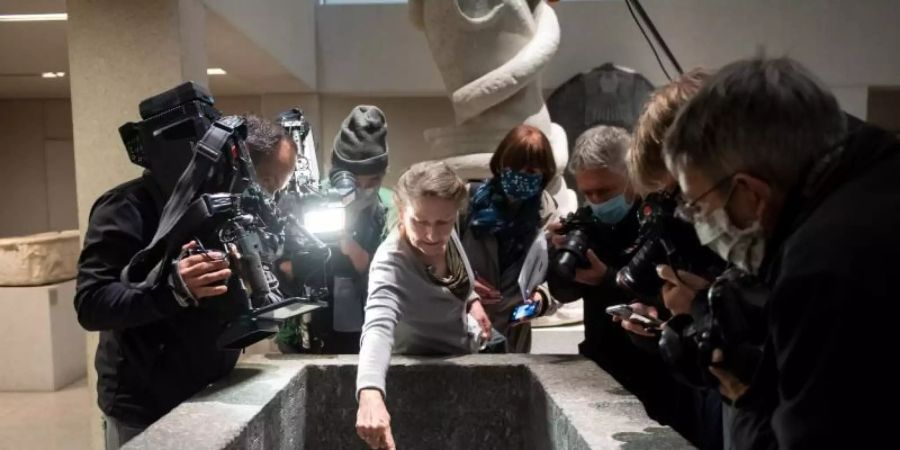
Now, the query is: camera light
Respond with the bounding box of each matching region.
[303,207,345,235]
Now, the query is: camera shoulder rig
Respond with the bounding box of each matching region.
[120,115,252,291]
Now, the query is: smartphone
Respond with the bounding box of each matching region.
[510,302,541,324]
[605,304,663,329]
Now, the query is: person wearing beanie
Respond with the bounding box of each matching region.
[276,105,390,354]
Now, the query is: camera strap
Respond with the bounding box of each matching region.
[120,118,241,291]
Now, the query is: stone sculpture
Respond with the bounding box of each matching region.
[410,0,577,214]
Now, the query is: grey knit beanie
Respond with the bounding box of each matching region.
[331,105,389,175]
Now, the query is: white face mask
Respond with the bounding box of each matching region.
[693,208,766,274]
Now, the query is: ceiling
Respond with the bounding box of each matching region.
[0,0,306,98]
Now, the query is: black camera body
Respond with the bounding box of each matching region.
[552,206,619,280]
[616,190,726,299]
[658,268,768,388]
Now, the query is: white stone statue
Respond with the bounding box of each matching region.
[410,0,577,214]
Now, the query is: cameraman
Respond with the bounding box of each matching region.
[75,114,296,449]
[276,105,389,354]
[662,56,900,449]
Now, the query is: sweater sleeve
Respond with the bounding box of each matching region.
[356,251,404,400]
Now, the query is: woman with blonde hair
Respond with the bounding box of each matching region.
[355,161,491,450]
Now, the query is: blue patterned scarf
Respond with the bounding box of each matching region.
[468,179,542,268]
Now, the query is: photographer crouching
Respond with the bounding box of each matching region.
[662,56,900,449]
[75,84,301,449]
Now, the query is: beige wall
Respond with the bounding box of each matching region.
[0,99,77,238]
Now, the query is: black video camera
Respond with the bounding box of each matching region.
[552,206,619,280]
[616,190,726,299]
[119,82,325,350]
[658,268,768,388]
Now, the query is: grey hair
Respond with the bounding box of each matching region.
[394,161,468,212]
[568,125,631,176]
[663,57,847,192]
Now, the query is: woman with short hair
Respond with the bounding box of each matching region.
[355,161,491,450]
[460,124,560,353]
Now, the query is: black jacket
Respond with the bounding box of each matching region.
[731,123,900,449]
[75,175,238,427]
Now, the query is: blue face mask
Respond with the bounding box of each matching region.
[500,168,543,201]
[588,194,632,224]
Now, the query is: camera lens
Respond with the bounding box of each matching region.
[553,229,591,279]
[616,237,665,298]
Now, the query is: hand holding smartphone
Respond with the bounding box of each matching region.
[605,304,663,331]
[509,301,542,325]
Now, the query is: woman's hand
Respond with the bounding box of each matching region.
[657,265,710,316]
[356,389,396,449]
[468,299,492,340]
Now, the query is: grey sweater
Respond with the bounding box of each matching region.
[356,229,478,398]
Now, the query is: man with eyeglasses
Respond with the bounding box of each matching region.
[663,56,899,449]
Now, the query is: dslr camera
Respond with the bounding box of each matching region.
[615,189,726,299]
[551,206,619,280]
[658,268,768,388]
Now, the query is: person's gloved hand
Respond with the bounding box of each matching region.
[356,389,396,450]
[178,241,231,299]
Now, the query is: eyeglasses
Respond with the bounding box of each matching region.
[675,173,736,223]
